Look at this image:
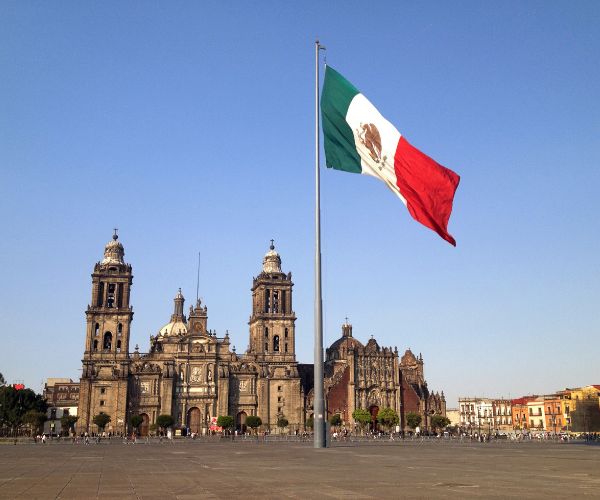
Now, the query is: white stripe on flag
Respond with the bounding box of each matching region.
[345,94,407,205]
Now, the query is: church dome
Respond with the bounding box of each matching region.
[159,288,188,337]
[262,240,282,273]
[328,322,363,359]
[158,320,188,337]
[101,231,125,265]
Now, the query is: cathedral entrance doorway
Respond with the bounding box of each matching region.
[188,407,201,434]
[369,405,379,432]
[236,411,247,433]
[139,413,149,436]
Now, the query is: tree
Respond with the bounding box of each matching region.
[0,386,48,434]
[246,415,262,434]
[430,415,451,433]
[23,410,47,435]
[60,415,79,435]
[0,372,5,386]
[377,407,399,432]
[130,415,144,433]
[277,416,289,433]
[217,415,234,432]
[329,414,342,429]
[93,413,111,431]
[406,412,422,431]
[156,414,175,431]
[352,408,371,434]
[305,416,314,430]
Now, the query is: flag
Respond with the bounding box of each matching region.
[321,66,460,246]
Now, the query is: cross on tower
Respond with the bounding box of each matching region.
[113,228,119,240]
[270,239,275,250]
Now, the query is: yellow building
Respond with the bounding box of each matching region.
[560,385,600,432]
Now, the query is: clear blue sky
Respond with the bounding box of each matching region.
[1,1,598,406]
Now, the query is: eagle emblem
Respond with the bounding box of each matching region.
[357,123,387,170]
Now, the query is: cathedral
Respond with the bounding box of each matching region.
[77,233,445,435]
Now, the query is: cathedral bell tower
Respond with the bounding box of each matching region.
[78,231,133,434]
[249,241,296,361]
[84,230,133,359]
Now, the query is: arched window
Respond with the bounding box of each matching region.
[264,327,269,338]
[97,282,104,306]
[118,323,123,335]
[93,339,98,351]
[116,340,122,352]
[265,342,268,352]
[285,343,288,353]
[284,328,288,338]
[273,335,280,352]
[94,323,100,336]
[103,332,112,351]
[107,283,116,308]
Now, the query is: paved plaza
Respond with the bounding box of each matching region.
[0,439,599,499]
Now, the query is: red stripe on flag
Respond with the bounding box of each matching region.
[393,137,460,246]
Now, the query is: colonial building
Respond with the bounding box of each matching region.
[458,397,512,434]
[42,378,79,435]
[77,234,445,435]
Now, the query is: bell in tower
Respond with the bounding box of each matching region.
[248,241,296,360]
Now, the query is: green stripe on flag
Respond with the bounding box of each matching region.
[321,66,362,174]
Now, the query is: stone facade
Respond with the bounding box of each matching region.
[77,234,445,435]
[313,323,446,432]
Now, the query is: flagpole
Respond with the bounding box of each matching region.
[314,39,326,449]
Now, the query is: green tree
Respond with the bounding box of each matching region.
[0,386,48,434]
[277,416,289,433]
[156,414,175,431]
[377,407,399,432]
[329,414,342,429]
[217,415,234,432]
[406,412,422,431]
[430,415,451,433]
[130,415,144,433]
[23,410,47,435]
[305,416,314,430]
[0,372,5,386]
[60,415,79,435]
[352,408,371,434]
[246,415,262,434]
[93,413,111,431]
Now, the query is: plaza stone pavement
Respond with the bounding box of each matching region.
[0,440,599,499]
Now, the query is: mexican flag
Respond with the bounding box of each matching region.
[321,66,460,246]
